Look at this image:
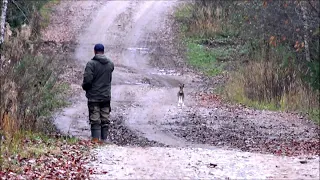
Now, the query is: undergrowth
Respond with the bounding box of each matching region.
[0,0,72,170]
[0,131,93,175]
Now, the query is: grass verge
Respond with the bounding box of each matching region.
[185,39,224,76]
[224,63,320,124]
[0,131,101,178]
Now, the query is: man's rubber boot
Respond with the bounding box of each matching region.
[101,124,112,144]
[91,123,101,143]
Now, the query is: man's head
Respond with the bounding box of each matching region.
[94,43,104,54]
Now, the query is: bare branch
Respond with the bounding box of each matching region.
[10,0,30,23]
[308,0,320,16]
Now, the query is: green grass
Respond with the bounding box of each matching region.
[186,40,224,76]
[175,3,237,77]
[308,109,320,125]
[212,47,235,59]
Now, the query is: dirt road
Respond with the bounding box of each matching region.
[55,0,201,147]
[52,0,319,179]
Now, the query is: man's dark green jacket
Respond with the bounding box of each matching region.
[82,54,114,101]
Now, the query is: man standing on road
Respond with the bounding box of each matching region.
[82,43,114,142]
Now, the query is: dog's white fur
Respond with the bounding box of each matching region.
[177,84,185,107]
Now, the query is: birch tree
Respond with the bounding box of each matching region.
[300,0,311,63]
[0,0,8,45]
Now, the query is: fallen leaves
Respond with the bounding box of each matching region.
[195,92,222,107]
[260,139,319,156]
[0,135,100,180]
[163,102,320,157]
[269,36,277,47]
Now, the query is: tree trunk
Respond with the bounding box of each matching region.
[300,1,311,63]
[0,0,8,45]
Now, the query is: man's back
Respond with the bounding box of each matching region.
[82,54,114,101]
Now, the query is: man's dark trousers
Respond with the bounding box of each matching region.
[88,100,110,140]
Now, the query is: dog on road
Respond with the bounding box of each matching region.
[177,84,185,107]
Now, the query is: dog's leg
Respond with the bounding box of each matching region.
[182,97,185,107]
[178,96,181,107]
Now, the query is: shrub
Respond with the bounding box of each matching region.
[0,0,67,138]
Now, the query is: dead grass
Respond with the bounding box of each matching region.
[224,60,319,123]
[175,3,224,38]
[223,44,319,124]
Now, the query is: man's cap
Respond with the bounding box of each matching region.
[94,43,104,52]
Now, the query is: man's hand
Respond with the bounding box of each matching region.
[82,82,92,91]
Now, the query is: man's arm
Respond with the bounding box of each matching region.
[82,62,94,91]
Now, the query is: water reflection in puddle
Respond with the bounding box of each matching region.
[126,47,150,55]
[151,69,181,76]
